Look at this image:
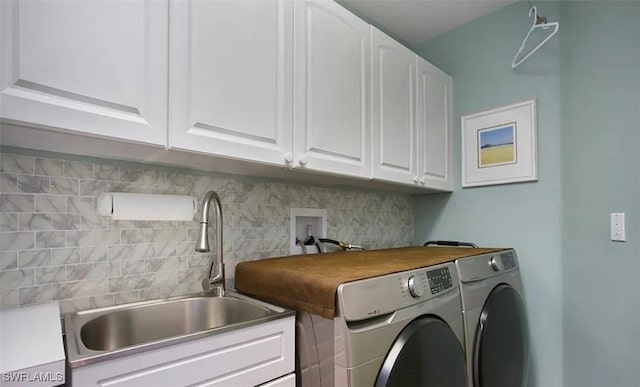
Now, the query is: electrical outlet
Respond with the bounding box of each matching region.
[610,213,626,242]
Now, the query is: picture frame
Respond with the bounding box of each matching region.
[461,99,537,187]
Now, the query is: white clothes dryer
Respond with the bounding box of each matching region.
[455,249,530,387]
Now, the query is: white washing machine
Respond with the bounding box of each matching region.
[297,261,467,387]
[455,249,530,387]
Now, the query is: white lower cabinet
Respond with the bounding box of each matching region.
[68,317,294,387]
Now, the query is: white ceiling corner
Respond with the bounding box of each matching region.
[341,0,516,45]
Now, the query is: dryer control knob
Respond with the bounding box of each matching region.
[408,275,425,298]
[488,256,500,271]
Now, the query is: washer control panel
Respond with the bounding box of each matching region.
[337,262,459,321]
[427,267,453,295]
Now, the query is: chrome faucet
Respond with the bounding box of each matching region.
[195,190,225,295]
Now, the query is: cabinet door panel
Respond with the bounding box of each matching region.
[417,58,452,191]
[294,0,370,177]
[0,0,167,145]
[372,28,416,184]
[170,0,293,165]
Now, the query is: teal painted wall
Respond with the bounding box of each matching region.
[413,2,564,386]
[560,2,640,386]
[414,1,640,386]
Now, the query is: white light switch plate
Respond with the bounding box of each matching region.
[611,213,626,242]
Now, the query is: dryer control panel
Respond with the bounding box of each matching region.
[455,249,519,283]
[337,262,459,322]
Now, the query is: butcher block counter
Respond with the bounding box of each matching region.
[235,246,507,319]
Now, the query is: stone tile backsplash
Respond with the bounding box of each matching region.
[0,150,414,313]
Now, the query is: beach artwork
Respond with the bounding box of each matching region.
[478,123,517,168]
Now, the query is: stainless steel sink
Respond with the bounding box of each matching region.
[64,291,293,368]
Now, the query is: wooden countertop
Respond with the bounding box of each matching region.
[235,246,507,319]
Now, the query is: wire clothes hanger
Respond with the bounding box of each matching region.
[511,2,559,69]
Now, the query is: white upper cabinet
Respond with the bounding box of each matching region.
[416,57,452,191]
[169,0,294,166]
[293,0,371,178]
[371,27,417,185]
[0,0,168,145]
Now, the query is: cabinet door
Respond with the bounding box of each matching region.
[371,27,417,185]
[417,57,452,191]
[293,0,370,178]
[0,0,167,145]
[169,0,293,166]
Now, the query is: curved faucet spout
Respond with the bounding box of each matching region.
[195,190,224,295]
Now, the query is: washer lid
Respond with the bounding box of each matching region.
[375,316,467,387]
[474,284,530,387]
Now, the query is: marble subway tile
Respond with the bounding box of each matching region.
[1,251,17,270]
[154,242,177,258]
[66,263,94,281]
[133,243,155,259]
[0,289,18,309]
[113,291,139,305]
[1,154,34,175]
[17,213,52,231]
[50,177,79,195]
[19,285,55,306]
[1,194,35,212]
[66,230,94,247]
[35,231,66,248]
[93,229,120,246]
[36,265,66,285]
[52,279,108,300]
[63,160,93,179]
[107,243,152,261]
[108,274,152,292]
[79,180,108,196]
[80,214,108,230]
[108,245,134,261]
[18,249,51,268]
[94,164,122,181]
[35,158,64,177]
[51,214,81,230]
[121,260,147,275]
[35,195,66,213]
[146,257,185,273]
[0,213,17,232]
[187,255,211,269]
[80,246,108,263]
[1,231,35,250]
[0,269,34,290]
[17,175,50,193]
[51,248,81,265]
[94,262,120,279]
[67,196,94,214]
[0,174,18,193]
[121,229,145,244]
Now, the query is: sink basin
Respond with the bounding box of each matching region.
[64,291,293,367]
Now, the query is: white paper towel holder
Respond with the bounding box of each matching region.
[97,192,197,221]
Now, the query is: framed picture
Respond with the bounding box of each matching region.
[461,99,537,187]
